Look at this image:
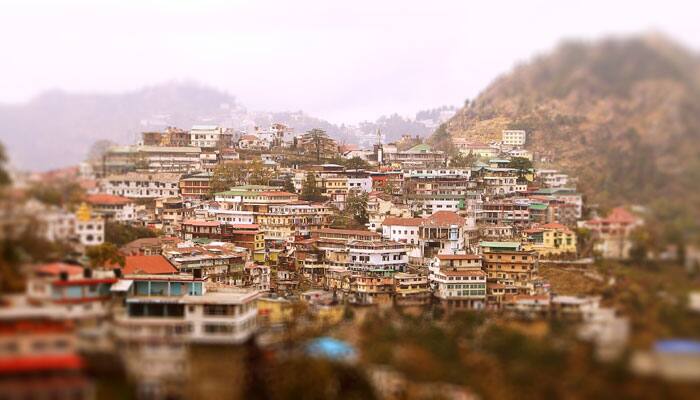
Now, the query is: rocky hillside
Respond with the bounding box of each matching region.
[443,34,700,219]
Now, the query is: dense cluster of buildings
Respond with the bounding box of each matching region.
[2,124,651,399]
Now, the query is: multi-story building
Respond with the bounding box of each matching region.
[345,170,373,193]
[136,146,202,172]
[454,140,498,158]
[27,262,117,322]
[480,199,530,226]
[431,267,487,309]
[111,274,259,397]
[155,197,184,235]
[480,224,514,241]
[480,167,521,196]
[256,202,334,243]
[482,250,538,294]
[102,172,181,199]
[349,275,394,306]
[74,203,105,246]
[501,130,527,147]
[537,169,570,188]
[0,298,95,399]
[393,273,430,306]
[384,144,446,168]
[179,171,212,200]
[85,193,136,222]
[142,127,190,147]
[581,207,643,259]
[347,240,408,276]
[532,188,583,219]
[189,125,233,149]
[162,244,248,285]
[523,222,577,256]
[428,254,486,309]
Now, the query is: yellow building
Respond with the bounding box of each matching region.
[523,222,577,256]
[257,297,294,327]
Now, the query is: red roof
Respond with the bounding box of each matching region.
[182,219,220,227]
[540,222,572,232]
[425,211,465,227]
[382,217,422,227]
[606,207,638,223]
[0,320,73,336]
[85,193,131,205]
[123,255,177,275]
[229,224,259,229]
[35,263,84,277]
[240,135,258,141]
[0,355,84,374]
[586,207,640,226]
[314,228,380,237]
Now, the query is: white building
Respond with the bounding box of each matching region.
[190,125,230,149]
[112,275,259,396]
[502,130,527,147]
[86,193,137,222]
[429,256,487,309]
[381,217,421,246]
[102,172,181,199]
[213,209,256,225]
[537,169,570,188]
[347,240,408,276]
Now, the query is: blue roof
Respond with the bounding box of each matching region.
[655,340,700,353]
[305,337,357,360]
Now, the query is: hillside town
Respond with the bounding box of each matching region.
[1,123,699,400]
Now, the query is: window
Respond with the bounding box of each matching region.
[204,324,235,334]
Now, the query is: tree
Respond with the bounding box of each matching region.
[105,221,157,247]
[345,191,369,225]
[508,157,533,177]
[343,156,370,170]
[300,171,324,202]
[0,142,11,187]
[282,175,296,193]
[450,151,477,168]
[210,162,247,194]
[87,139,116,161]
[247,160,273,185]
[305,128,330,162]
[85,243,125,268]
[428,123,457,156]
[27,180,85,210]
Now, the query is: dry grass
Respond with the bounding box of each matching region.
[539,265,601,295]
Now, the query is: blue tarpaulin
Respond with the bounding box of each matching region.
[305,337,357,360]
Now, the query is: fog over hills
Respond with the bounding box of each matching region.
[438,33,700,216]
[0,83,447,171]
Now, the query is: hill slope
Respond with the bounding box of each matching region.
[443,34,700,217]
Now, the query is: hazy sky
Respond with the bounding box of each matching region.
[2,0,698,123]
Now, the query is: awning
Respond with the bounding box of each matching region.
[110,279,133,292]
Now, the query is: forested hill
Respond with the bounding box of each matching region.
[437,34,700,235]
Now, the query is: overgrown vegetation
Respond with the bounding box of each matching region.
[104,221,157,247]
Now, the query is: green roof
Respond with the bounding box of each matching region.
[534,187,578,195]
[407,143,433,153]
[230,185,279,191]
[529,203,548,210]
